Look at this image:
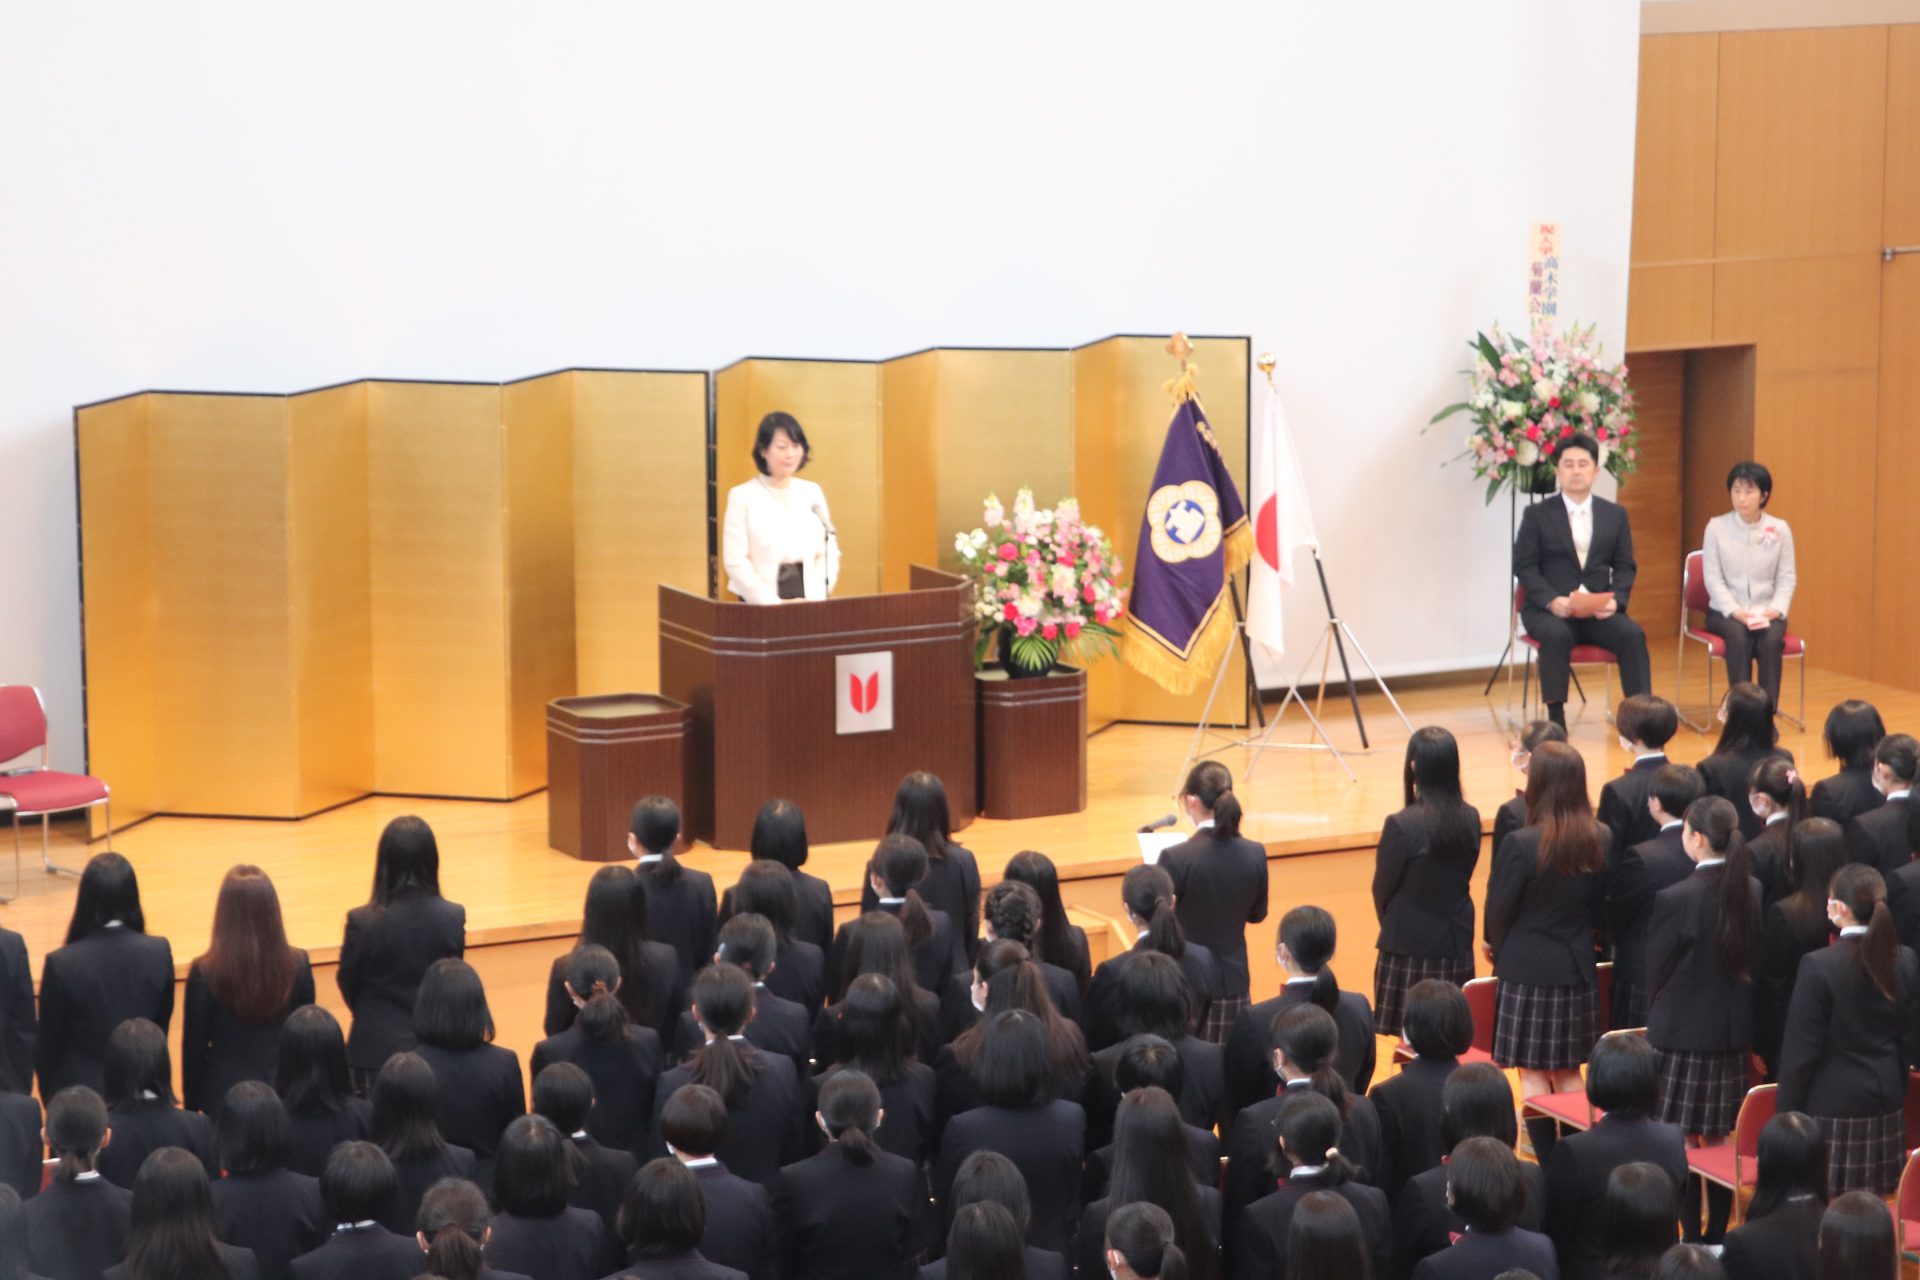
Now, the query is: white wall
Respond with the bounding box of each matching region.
[0,2,1640,770]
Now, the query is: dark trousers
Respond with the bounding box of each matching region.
[1522,608,1652,704]
[1705,609,1787,709]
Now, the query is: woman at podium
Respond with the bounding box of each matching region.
[722,411,840,603]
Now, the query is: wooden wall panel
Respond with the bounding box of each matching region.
[503,374,577,798]
[1627,265,1716,349]
[1616,351,1685,642]
[1873,262,1920,683]
[878,352,939,595]
[1888,24,1920,242]
[1071,341,1123,732]
[1680,345,1758,564]
[1633,33,1720,263]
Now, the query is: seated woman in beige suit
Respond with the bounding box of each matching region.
[1703,460,1796,712]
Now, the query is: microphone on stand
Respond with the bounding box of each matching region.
[1138,813,1178,835]
[811,502,838,592]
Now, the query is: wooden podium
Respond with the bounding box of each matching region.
[659,566,978,849]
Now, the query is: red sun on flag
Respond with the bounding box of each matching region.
[1255,496,1280,570]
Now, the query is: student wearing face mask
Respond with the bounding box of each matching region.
[1698,684,1794,841]
[1599,695,1682,867]
[1842,734,1916,876]
[1746,757,1809,908]
[1605,764,1704,1031]
[1490,721,1567,860]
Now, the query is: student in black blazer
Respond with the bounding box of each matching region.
[25,1087,132,1280]
[1224,906,1375,1124]
[836,836,957,997]
[528,1063,632,1240]
[721,799,835,954]
[813,913,944,1070]
[773,1071,932,1280]
[1756,819,1850,1078]
[1809,700,1886,827]
[1607,764,1703,1030]
[0,1185,46,1280]
[1003,851,1093,997]
[1592,1162,1683,1280]
[934,941,1089,1133]
[95,1019,215,1188]
[102,1146,259,1280]
[1367,979,1472,1200]
[1776,862,1920,1195]
[925,1150,1071,1280]
[1392,1063,1548,1278]
[531,945,662,1154]
[1372,726,1483,1037]
[1599,694,1681,866]
[605,1158,746,1280]
[183,865,316,1116]
[812,975,937,1167]
[630,796,720,986]
[289,1143,433,1280]
[1543,1033,1689,1280]
[411,1177,537,1280]
[958,880,1082,1030]
[210,1083,329,1280]
[410,960,523,1166]
[34,853,174,1100]
[719,861,826,1012]
[1409,1137,1557,1280]
[485,1117,617,1280]
[941,1203,1036,1280]
[1512,433,1653,726]
[1718,1110,1827,1280]
[0,923,34,1096]
[1085,865,1218,1051]
[337,816,466,1085]
[654,1084,774,1280]
[864,771,981,974]
[671,916,810,1075]
[1491,721,1568,861]
[1746,757,1809,908]
[1698,682,1795,840]
[1843,734,1916,874]
[1232,1091,1391,1280]
[544,866,684,1044]
[1159,760,1269,1043]
[1079,1037,1223,1205]
[0,1089,40,1202]
[367,1053,475,1237]
[1887,803,1920,952]
[1071,1087,1220,1280]
[1082,952,1224,1145]
[273,1007,372,1179]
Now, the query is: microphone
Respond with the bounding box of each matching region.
[1138,813,1178,835]
[811,503,838,539]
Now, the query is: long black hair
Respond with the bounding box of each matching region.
[1818,1192,1896,1280]
[1782,818,1848,937]
[1107,1088,1216,1279]
[1713,682,1778,755]
[1003,851,1084,984]
[0,1185,27,1280]
[275,1005,355,1118]
[370,1051,448,1164]
[1403,725,1479,865]
[1603,1162,1679,1278]
[1122,864,1185,959]
[577,865,657,1028]
[686,964,760,1108]
[868,834,935,950]
[1286,1190,1371,1280]
[833,973,911,1085]
[1682,796,1758,983]
[888,771,958,862]
[1746,1111,1828,1221]
[727,861,798,943]
[946,1201,1027,1280]
[832,910,924,1007]
[66,851,146,942]
[123,1147,224,1280]
[1182,760,1243,839]
[368,815,441,907]
[1279,905,1341,1012]
[955,939,1087,1092]
[1830,863,1901,1002]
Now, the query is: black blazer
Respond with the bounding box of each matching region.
[380,1142,474,1236]
[566,1135,634,1240]
[1372,805,1483,960]
[24,1175,134,1280]
[183,953,316,1115]
[1224,1083,1385,1236]
[1606,825,1692,1016]
[934,1100,1084,1253]
[764,937,827,1013]
[1719,1195,1822,1280]
[531,1022,662,1154]
[1234,1173,1391,1280]
[1084,941,1218,1051]
[919,1249,1068,1280]
[832,904,957,998]
[487,1208,618,1280]
[1812,765,1882,827]
[288,1225,421,1280]
[671,985,811,1076]
[1159,831,1270,999]
[1544,1114,1689,1280]
[1646,864,1761,1052]
[212,1168,328,1280]
[337,893,465,1074]
[719,868,836,956]
[105,1242,258,1280]
[1073,1190,1220,1280]
[1368,1054,1457,1199]
[807,1062,937,1167]
[1485,826,1606,987]
[686,1158,775,1280]
[1598,755,1666,867]
[96,1100,215,1188]
[930,1043,1087,1147]
[772,1147,933,1280]
[284,1097,371,1178]
[1409,1226,1557,1280]
[1080,1124,1222,1206]
[811,987,944,1071]
[1754,899,1832,1078]
[1748,817,1792,909]
[647,1049,802,1188]
[1776,933,1920,1116]
[34,927,175,1098]
[937,961,1083,1044]
[414,1042,524,1161]
[0,925,36,1094]
[1084,1033,1224,1148]
[1490,794,1527,873]
[638,862,720,984]
[543,942,686,1043]
[1845,794,1914,875]
[860,844,982,973]
[1223,982,1376,1124]
[1701,747,1795,840]
[1887,859,1920,955]
[1394,1159,1546,1279]
[0,1089,41,1201]
[600,1254,743,1280]
[1514,493,1637,613]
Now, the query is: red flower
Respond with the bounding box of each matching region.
[1065,620,1082,638]
[1041,623,1058,640]
[997,543,1018,561]
[1524,424,1542,442]
[1003,602,1019,620]
[1548,396,1561,409]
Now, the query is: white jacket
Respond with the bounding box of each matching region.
[721,475,840,604]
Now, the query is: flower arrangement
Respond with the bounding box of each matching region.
[952,488,1127,675]
[1430,322,1639,503]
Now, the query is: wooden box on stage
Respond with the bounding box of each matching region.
[659,566,976,849]
[976,664,1089,820]
[546,693,690,860]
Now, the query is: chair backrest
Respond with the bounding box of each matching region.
[1596,961,1615,1034]
[1682,551,1710,619]
[1904,1069,1920,1151]
[1463,977,1498,1055]
[1734,1084,1777,1160]
[1898,1148,1920,1243]
[0,685,49,766]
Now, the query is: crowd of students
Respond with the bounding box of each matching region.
[0,694,1914,1280]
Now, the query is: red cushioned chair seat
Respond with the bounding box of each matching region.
[1525,1091,1596,1130]
[1393,1041,1495,1066]
[1518,636,1619,665]
[0,770,108,813]
[1686,1141,1739,1190]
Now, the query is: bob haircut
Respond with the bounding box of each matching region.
[1448,1136,1527,1232]
[319,1141,397,1225]
[950,1149,1033,1236]
[103,1017,175,1109]
[1402,979,1475,1060]
[750,798,810,869]
[752,411,810,474]
[1824,700,1886,770]
[660,1082,728,1158]
[275,1004,355,1116]
[217,1080,293,1176]
[412,958,496,1050]
[1726,460,1772,504]
[1585,1032,1660,1119]
[491,1115,571,1218]
[968,1009,1050,1108]
[1441,1062,1519,1149]
[619,1158,705,1255]
[66,851,146,943]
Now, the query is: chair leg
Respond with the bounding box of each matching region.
[40,810,84,879]
[0,815,15,904]
[1571,667,1587,705]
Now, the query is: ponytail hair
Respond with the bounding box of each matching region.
[1682,796,1757,983]
[1279,905,1340,1013]
[869,834,934,951]
[415,1178,492,1280]
[631,795,684,884]
[1183,761,1242,839]
[1106,1201,1190,1280]
[1831,863,1901,1002]
[817,1069,880,1166]
[1749,756,1809,831]
[973,938,1089,1090]
[687,965,760,1108]
[564,944,629,1043]
[1122,864,1185,959]
[1272,1003,1351,1118]
[1275,1090,1360,1186]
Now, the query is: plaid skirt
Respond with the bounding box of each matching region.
[1818,1109,1904,1196]
[1655,1048,1747,1136]
[1199,992,1250,1045]
[1493,980,1600,1072]
[1373,951,1475,1037]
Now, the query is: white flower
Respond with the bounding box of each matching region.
[982,495,1004,528]
[954,532,976,559]
[1049,563,1076,598]
[1515,439,1540,466]
[1536,380,1559,402]
[1017,590,1042,619]
[1577,391,1601,416]
[1598,441,1613,467]
[1499,399,1525,421]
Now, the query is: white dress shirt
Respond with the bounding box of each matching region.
[721,475,840,604]
[1563,492,1594,568]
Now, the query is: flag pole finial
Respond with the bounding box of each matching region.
[1256,351,1276,385]
[1163,332,1199,403]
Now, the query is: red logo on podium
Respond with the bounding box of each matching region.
[849,672,880,714]
[835,653,893,735]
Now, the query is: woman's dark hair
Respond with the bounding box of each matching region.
[1586,1032,1661,1120]
[959,939,1087,1091]
[951,1150,1033,1236]
[369,815,441,907]
[946,1201,1027,1280]
[817,1069,881,1166]
[1616,695,1681,752]
[1829,863,1901,1002]
[0,1185,27,1280]
[66,851,146,942]
[631,794,684,883]
[983,880,1042,947]
[413,958,496,1050]
[1112,950,1192,1041]
[1824,700,1886,770]
[728,861,798,941]
[1447,1136,1526,1232]
[416,1177,492,1280]
[1271,1004,1351,1118]
[1525,741,1605,875]
[1105,1201,1189,1280]
[492,1115,570,1218]
[1782,818,1849,937]
[1750,756,1809,832]
[577,865,657,1028]
[1818,1191,1896,1280]
[1279,905,1341,1013]
[660,1083,728,1157]
[717,912,778,981]
[750,798,810,869]
[1122,864,1186,959]
[1440,1063,1519,1149]
[619,1158,706,1256]
[1114,1035,1186,1097]
[371,1051,448,1164]
[1181,760,1243,839]
[194,864,298,1024]
[45,1086,108,1183]
[1656,1244,1727,1280]
[1402,980,1474,1060]
[1726,460,1772,505]
[868,833,935,950]
[1603,1161,1679,1278]
[832,910,923,1006]
[103,1017,175,1109]
[1746,1111,1828,1220]
[1275,1091,1358,1185]
[275,1004,354,1117]
[1682,796,1757,983]
[1286,1190,1372,1280]
[687,964,760,1108]
[1108,1088,1215,1277]
[1877,734,1920,786]
[888,771,957,862]
[834,973,910,1085]
[564,943,629,1043]
[967,1009,1051,1109]
[751,411,811,475]
[1403,726,1480,865]
[320,1141,397,1225]
[1714,682,1779,754]
[217,1080,292,1175]
[1004,851,1081,979]
[124,1146,223,1280]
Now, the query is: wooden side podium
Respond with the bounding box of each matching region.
[660,566,977,849]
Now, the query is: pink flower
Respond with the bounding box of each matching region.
[1065,620,1082,639]
[1083,583,1099,603]
[1003,603,1019,621]
[1041,623,1058,640]
[997,543,1018,561]
[1015,617,1036,637]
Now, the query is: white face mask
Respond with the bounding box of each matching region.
[970,979,987,1013]
[1619,736,1635,754]
[1749,793,1769,816]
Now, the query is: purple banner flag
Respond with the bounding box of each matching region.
[1121,397,1251,694]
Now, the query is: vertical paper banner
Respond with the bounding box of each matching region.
[1529,222,1562,336]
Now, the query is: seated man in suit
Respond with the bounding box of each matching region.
[1513,432,1653,728]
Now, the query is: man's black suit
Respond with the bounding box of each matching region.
[1513,492,1651,705]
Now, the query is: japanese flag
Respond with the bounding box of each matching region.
[1245,381,1318,655]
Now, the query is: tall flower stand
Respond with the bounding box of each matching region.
[974,663,1088,819]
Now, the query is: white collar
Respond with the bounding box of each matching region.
[1635,751,1667,763]
[1889,789,1912,803]
[1288,1164,1327,1180]
[1765,811,1788,826]
[1195,818,1215,831]
[73,1170,101,1182]
[336,1220,378,1232]
[1659,820,1683,832]
[877,896,906,906]
[1284,976,1318,987]
[1562,491,1594,516]
[638,853,665,864]
[1697,858,1726,870]
[139,1089,159,1101]
[1841,925,1870,938]
[570,1129,589,1139]
[681,1156,720,1169]
[102,919,125,929]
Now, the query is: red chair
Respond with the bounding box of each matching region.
[1522,1026,1645,1134]
[1683,1084,1777,1225]
[1393,975,1497,1066]
[1676,550,1806,731]
[1511,583,1617,724]
[0,685,112,899]
[1897,1147,1920,1260]
[1904,1069,1920,1152]
[1596,962,1614,1035]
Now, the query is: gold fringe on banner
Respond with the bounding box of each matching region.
[1119,519,1252,695]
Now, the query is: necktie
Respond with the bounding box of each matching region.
[1572,506,1590,569]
